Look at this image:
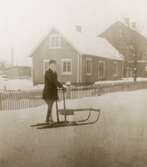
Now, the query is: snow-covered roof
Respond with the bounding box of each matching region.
[30,25,124,61]
[55,26,124,60]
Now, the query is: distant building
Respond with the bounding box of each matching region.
[30,27,124,85]
[0,62,6,72]
[100,21,147,78]
[4,66,31,79]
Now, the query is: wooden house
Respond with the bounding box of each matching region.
[100,21,147,78]
[31,26,124,85]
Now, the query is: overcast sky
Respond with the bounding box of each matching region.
[0,0,147,66]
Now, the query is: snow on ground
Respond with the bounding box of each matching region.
[0,89,147,167]
[0,76,147,90]
[0,77,34,90]
[94,77,147,85]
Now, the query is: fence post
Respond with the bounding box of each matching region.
[0,93,2,110]
[66,85,71,99]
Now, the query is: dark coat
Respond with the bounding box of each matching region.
[42,69,62,100]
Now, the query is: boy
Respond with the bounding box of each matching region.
[42,60,63,122]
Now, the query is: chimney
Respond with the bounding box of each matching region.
[75,25,82,32]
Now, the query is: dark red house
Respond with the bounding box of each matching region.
[100,21,147,78]
[31,27,124,85]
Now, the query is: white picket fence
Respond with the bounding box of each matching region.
[0,81,147,111]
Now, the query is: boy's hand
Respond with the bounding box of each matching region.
[62,85,67,91]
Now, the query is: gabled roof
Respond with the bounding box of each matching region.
[31,26,124,61]
[100,20,147,43]
[60,27,123,60]
[100,21,147,60]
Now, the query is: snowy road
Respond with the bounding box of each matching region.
[0,89,147,167]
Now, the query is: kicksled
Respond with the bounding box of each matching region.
[31,88,101,129]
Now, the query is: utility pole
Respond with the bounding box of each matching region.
[133,34,138,82]
[133,48,137,82]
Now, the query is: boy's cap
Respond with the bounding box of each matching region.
[49,60,56,65]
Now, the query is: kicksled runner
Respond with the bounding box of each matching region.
[31,88,101,129]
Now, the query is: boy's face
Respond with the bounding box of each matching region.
[49,63,56,72]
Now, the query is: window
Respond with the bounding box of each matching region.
[43,59,50,75]
[145,65,147,72]
[113,62,119,76]
[98,61,105,79]
[49,34,61,48]
[61,59,72,75]
[86,58,92,75]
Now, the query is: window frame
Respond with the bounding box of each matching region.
[86,58,92,75]
[113,61,119,77]
[145,65,147,72]
[61,58,72,75]
[98,60,105,79]
[49,34,61,49]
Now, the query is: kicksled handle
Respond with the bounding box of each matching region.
[62,88,67,121]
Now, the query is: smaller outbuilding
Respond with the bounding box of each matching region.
[4,66,31,79]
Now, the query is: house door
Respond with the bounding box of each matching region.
[98,61,105,80]
[43,59,50,75]
[126,66,133,78]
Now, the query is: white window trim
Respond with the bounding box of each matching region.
[49,34,61,49]
[121,63,124,77]
[113,61,119,77]
[76,54,80,82]
[61,58,72,75]
[145,65,147,72]
[138,60,147,63]
[98,61,105,79]
[86,58,92,76]
[43,59,50,75]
